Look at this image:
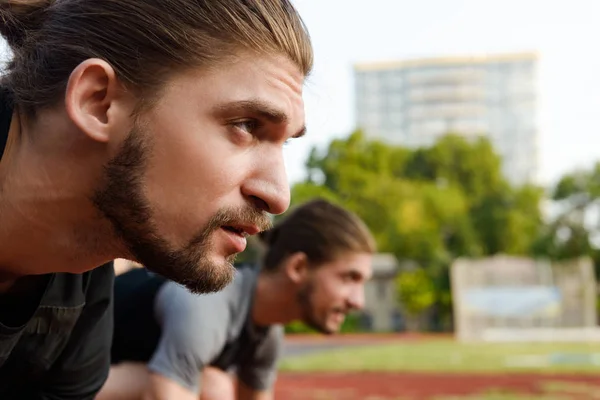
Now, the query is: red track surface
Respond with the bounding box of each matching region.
[278,334,600,399]
[284,333,449,343]
[275,372,600,400]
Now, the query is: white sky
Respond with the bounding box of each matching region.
[285,0,600,188]
[2,1,598,189]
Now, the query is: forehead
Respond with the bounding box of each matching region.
[163,53,306,124]
[323,252,374,279]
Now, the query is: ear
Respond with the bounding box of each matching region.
[64,58,131,144]
[283,252,309,285]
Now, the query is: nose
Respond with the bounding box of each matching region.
[242,149,290,215]
[347,284,366,311]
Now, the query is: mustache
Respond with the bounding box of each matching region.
[332,307,350,314]
[215,207,271,231]
[205,206,272,235]
[185,206,272,252]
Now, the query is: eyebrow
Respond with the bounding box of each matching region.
[212,99,307,139]
[346,268,371,281]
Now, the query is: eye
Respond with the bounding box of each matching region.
[232,119,258,134]
[228,119,260,146]
[341,271,363,283]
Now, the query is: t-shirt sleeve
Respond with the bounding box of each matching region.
[237,325,284,391]
[147,283,231,394]
[38,264,115,400]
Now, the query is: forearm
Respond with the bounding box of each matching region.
[143,373,197,400]
[142,385,197,400]
[237,382,273,400]
[239,392,273,400]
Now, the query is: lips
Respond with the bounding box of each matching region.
[214,221,264,255]
[221,224,260,236]
[222,225,245,236]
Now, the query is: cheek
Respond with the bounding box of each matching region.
[138,116,247,239]
[312,279,346,309]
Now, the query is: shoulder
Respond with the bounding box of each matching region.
[87,261,115,288]
[154,268,258,338]
[252,324,285,363]
[83,262,115,306]
[159,266,254,309]
[155,278,234,331]
[42,262,114,308]
[248,324,284,358]
[262,325,285,347]
[230,266,260,301]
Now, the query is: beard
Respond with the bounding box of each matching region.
[91,123,271,294]
[297,281,338,335]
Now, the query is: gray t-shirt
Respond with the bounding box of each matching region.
[147,267,283,394]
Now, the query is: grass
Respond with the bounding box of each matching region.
[280,340,600,373]
[432,382,600,399]
[291,383,600,400]
[433,393,568,400]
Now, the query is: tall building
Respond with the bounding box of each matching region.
[354,52,539,185]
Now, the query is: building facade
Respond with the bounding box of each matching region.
[361,253,400,332]
[354,52,539,185]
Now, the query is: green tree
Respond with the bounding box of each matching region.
[531,162,600,276]
[395,268,435,331]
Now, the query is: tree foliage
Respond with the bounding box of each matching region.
[531,162,600,278]
[294,130,544,264]
[291,130,546,328]
[395,268,435,317]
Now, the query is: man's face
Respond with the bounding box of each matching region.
[297,252,373,334]
[93,54,306,294]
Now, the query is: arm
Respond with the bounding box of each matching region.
[38,264,115,400]
[144,282,231,399]
[237,381,273,400]
[236,326,284,400]
[142,373,197,400]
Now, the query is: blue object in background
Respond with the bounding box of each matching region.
[463,286,561,317]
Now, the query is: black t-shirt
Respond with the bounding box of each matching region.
[0,89,115,399]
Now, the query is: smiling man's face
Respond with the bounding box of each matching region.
[298,252,373,334]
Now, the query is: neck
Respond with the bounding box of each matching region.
[0,109,125,277]
[252,271,301,326]
[0,199,119,276]
[0,270,25,293]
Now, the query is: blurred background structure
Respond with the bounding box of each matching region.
[452,256,598,343]
[354,52,538,185]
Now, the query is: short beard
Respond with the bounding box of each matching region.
[91,124,270,294]
[297,281,335,335]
